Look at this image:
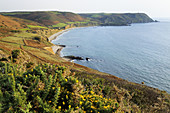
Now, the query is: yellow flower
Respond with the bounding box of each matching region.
[67,91,69,94]
[90,110,93,112]
[90,91,94,94]
[58,106,61,110]
[76,106,79,109]
[65,79,68,82]
[66,95,68,99]
[48,101,51,103]
[31,69,33,71]
[72,92,74,95]
[76,80,78,83]
[104,106,107,109]
[91,106,95,109]
[80,101,82,105]
[63,101,65,105]
[69,105,71,108]
[25,75,27,78]
[38,88,41,90]
[80,95,84,99]
[52,87,55,90]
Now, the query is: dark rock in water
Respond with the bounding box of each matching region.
[59,45,66,47]
[64,55,84,60]
[86,57,90,61]
[155,20,159,22]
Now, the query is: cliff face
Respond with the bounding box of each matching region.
[79,13,154,26]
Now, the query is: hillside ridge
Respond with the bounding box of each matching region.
[0,11,154,27]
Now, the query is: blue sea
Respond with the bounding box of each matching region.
[52,20,170,93]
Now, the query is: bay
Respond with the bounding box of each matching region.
[52,21,170,93]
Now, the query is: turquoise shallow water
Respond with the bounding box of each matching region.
[52,21,170,93]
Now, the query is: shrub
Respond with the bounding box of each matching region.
[26,62,34,68]
[0,63,121,113]
[34,36,41,42]
[0,61,5,67]
[12,50,20,58]
[10,30,21,33]
[0,57,8,61]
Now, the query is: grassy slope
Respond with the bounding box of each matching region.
[79,13,154,25]
[0,11,85,26]
[0,14,169,112]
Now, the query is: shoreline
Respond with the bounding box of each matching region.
[48,27,77,61]
[48,27,76,42]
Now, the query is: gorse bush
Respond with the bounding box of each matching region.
[34,36,41,42]
[12,50,20,58]
[0,63,122,113]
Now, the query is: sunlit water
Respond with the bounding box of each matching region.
[52,21,170,93]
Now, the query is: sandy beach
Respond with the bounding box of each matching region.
[48,28,76,61]
[48,28,75,42]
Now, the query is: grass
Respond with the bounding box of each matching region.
[19,28,30,31]
[91,14,101,18]
[14,32,38,39]
[0,41,21,50]
[1,12,31,15]
[23,46,62,62]
[52,23,67,28]
[1,36,24,45]
[49,11,61,15]
[27,25,48,29]
[67,21,88,24]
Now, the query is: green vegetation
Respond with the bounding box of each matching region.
[80,13,154,26]
[27,25,48,29]
[52,23,67,28]
[1,12,31,15]
[34,36,42,42]
[12,50,20,58]
[91,14,102,18]
[0,11,85,26]
[0,62,169,113]
[1,36,25,45]
[49,11,61,15]
[0,63,122,112]
[19,28,30,31]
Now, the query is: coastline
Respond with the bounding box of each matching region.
[48,27,77,61]
[48,25,170,94]
[48,28,75,42]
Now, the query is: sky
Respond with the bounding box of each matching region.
[0,0,170,18]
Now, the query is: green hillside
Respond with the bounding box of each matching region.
[79,13,154,26]
[1,11,154,27]
[0,11,85,26]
